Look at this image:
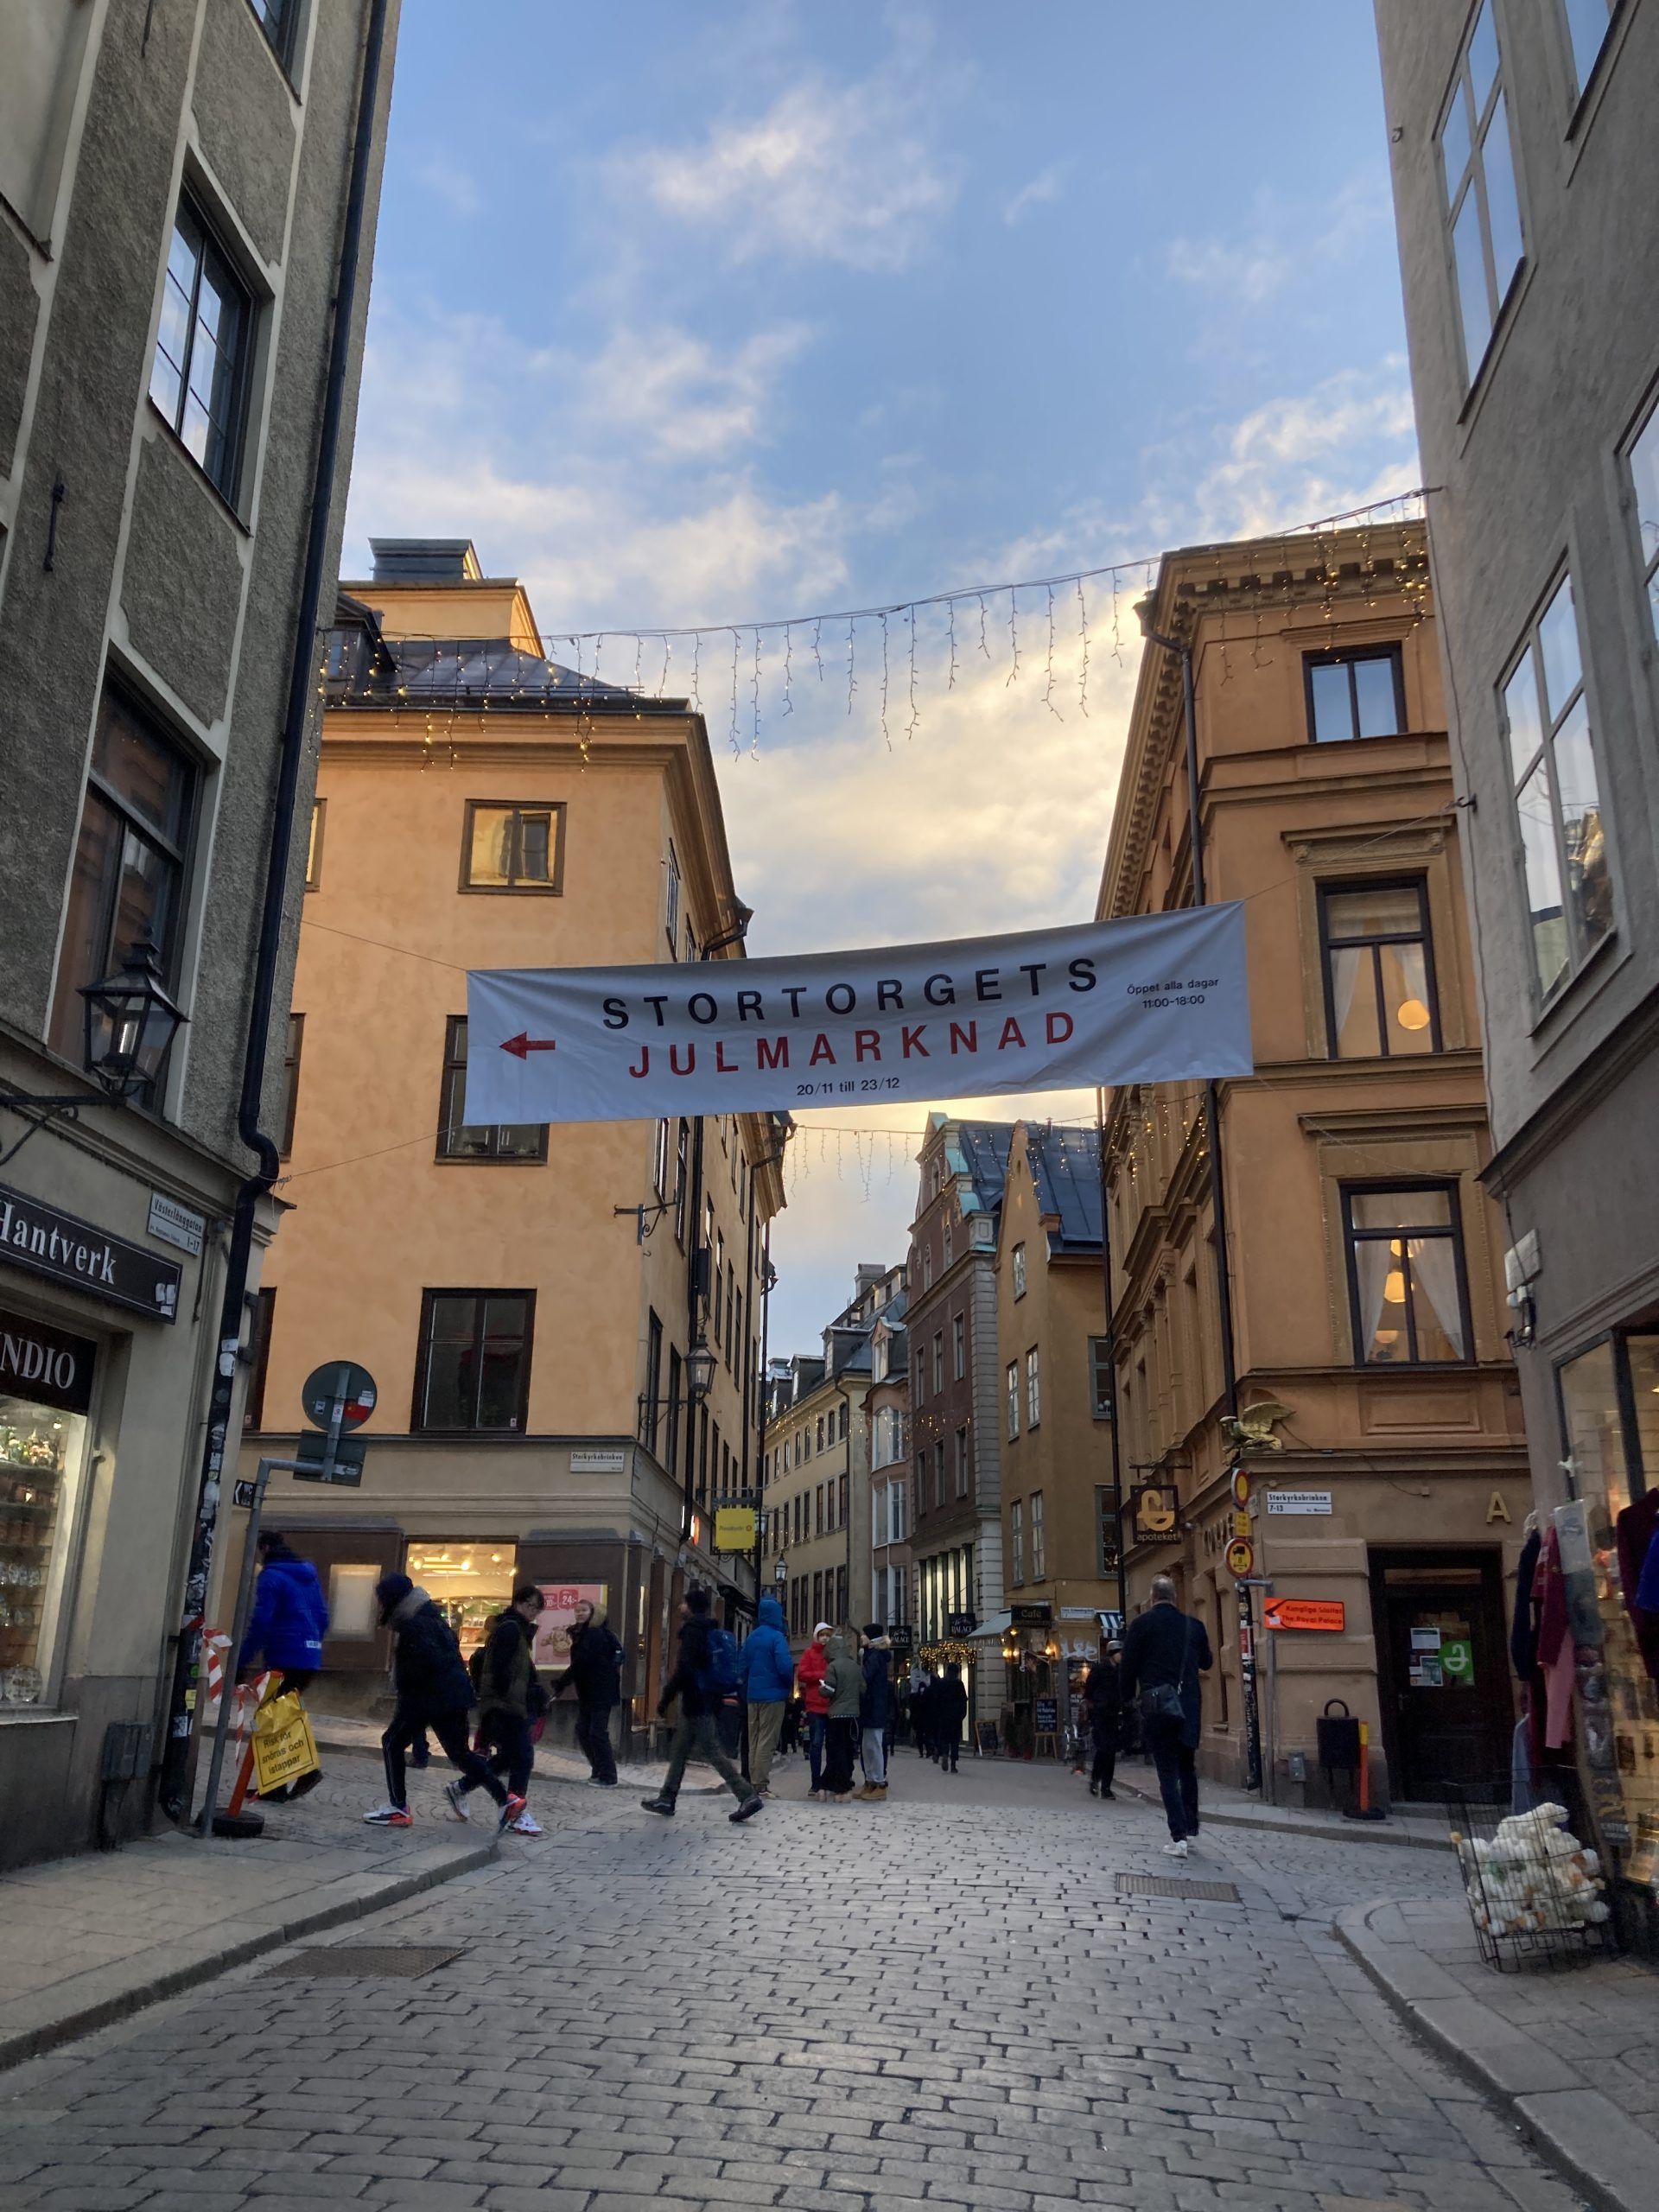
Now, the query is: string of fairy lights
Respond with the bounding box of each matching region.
[330,489,1428,764]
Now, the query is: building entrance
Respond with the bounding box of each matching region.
[1370,1548,1512,1802]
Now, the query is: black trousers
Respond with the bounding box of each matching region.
[1146,1718,1198,1840]
[383,1700,505,1811]
[937,1724,960,1770]
[575,1702,617,1783]
[464,1711,534,1799]
[1090,1729,1116,1794]
[823,1717,859,1796]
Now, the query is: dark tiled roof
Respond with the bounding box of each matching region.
[337,633,682,711]
[1027,1124,1103,1252]
[944,1121,1014,1215]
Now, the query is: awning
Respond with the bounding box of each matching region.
[969,1611,1013,1642]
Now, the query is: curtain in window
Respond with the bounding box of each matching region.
[1408,1236,1465,1360]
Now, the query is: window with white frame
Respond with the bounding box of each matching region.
[922,1243,933,1290]
[1012,1242,1027,1298]
[1501,569,1612,997]
[1030,1491,1046,1580]
[1026,1346,1041,1428]
[1006,1361,1020,1441]
[1010,1499,1024,1587]
[890,1481,906,1542]
[1561,0,1618,99]
[1629,397,1659,645]
[1437,0,1524,389]
[953,1313,965,1379]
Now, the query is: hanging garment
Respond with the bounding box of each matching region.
[1510,1525,1541,1680]
[1534,1526,1575,1751]
[1617,1491,1659,1678]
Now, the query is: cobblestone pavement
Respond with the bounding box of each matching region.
[0,1751,1588,2212]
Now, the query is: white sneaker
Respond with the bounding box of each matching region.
[1161,1838,1188,1858]
[362,1804,412,1827]
[509,1811,543,1835]
[442,1780,471,1823]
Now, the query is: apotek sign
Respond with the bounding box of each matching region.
[466,906,1250,1124]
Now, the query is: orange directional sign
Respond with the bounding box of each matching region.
[1263,1597,1345,1632]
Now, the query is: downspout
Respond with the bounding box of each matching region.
[157,0,392,1820]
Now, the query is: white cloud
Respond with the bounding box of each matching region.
[1166,174,1390,310]
[1003,164,1064,227]
[416,158,482,217]
[1166,233,1290,306]
[619,68,957,271]
[580,322,814,462]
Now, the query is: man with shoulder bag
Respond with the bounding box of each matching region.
[1119,1574,1212,1858]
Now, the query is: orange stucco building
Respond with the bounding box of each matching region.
[235,539,783,1755]
[1100,518,1532,1808]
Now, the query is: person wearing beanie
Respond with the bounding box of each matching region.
[798,1620,835,1799]
[857,1624,893,1801]
[736,1593,794,1795]
[820,1631,863,1802]
[363,1573,521,1833]
[640,1588,763,1822]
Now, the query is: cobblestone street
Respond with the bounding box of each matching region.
[0,1752,1588,2212]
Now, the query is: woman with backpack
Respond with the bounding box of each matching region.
[639,1587,763,1822]
[554,1595,624,1786]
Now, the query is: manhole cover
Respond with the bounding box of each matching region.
[1116,1872,1241,1904]
[263,1945,462,1979]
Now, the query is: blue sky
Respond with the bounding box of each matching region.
[344,0,1420,1351]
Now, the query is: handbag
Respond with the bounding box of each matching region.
[1138,1618,1195,1727]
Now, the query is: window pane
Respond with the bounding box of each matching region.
[1351,1189,1452,1231]
[1354,1237,1406,1362]
[468,807,512,885]
[1562,0,1615,94]
[1503,649,1545,780]
[1308,660,1353,742]
[111,824,175,967]
[516,811,552,883]
[1630,407,1659,582]
[49,797,121,1055]
[1467,1,1499,113]
[1381,942,1434,1054]
[1516,760,1568,991]
[1481,93,1523,302]
[1328,945,1382,1058]
[421,1298,478,1428]
[477,1297,528,1427]
[1538,575,1582,719]
[93,691,192,843]
[1559,1340,1630,1524]
[1440,81,1471,207]
[439,1065,493,1157]
[1325,884,1422,939]
[1628,1335,1659,1484]
[1407,1237,1465,1360]
[1554,697,1611,951]
[1452,186,1493,376]
[1352,655,1402,738]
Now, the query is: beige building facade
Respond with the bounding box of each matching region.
[1101,521,1531,1808]
[235,540,783,1757]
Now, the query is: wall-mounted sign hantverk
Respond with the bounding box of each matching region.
[465,906,1251,1125]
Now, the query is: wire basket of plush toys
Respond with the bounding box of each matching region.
[1446,1785,1616,1971]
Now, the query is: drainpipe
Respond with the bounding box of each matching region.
[157,0,392,1820]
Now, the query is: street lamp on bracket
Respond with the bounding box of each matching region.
[0,940,188,1167]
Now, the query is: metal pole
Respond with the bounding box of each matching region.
[196,1459,271,1836]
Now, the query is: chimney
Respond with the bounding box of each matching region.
[368,537,482,584]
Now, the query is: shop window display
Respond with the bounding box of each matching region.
[1556,1334,1659,1891]
[404,1541,518,1663]
[0,1313,95,1706]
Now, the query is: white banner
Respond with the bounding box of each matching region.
[464,905,1251,1126]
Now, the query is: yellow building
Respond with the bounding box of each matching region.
[1100,519,1531,1808]
[236,539,784,1755]
[988,1122,1116,1754]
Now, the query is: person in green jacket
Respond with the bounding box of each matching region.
[821,1633,862,1802]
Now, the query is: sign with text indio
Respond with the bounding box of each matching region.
[465,906,1251,1125]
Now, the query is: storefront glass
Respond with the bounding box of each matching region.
[1557,1336,1659,1888]
[404,1540,517,1662]
[0,1311,96,1707]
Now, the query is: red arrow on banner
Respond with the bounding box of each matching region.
[501,1032,556,1058]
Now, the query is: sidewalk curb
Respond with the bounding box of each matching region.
[0,1834,497,2077]
[1115,1774,1452,1852]
[313,1726,726,1795]
[1338,1898,1649,2212]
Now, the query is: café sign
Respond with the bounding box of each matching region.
[0,1181,180,1321]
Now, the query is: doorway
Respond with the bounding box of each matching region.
[1369,1548,1514,1802]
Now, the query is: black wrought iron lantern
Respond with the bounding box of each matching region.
[80,940,188,1098]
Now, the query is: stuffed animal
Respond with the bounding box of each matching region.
[1451,1802,1610,1936]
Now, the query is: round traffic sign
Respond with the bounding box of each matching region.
[1225,1536,1254,1579]
[1230,1466,1252,1508]
[302,1360,378,1432]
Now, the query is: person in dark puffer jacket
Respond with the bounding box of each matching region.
[364,1574,518,1833]
[555,1595,624,1786]
[452,1583,546,1834]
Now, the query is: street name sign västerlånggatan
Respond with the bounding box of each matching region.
[464,907,1251,1124]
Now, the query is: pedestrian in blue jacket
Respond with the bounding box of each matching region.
[238,1533,329,1802]
[736,1593,795,1794]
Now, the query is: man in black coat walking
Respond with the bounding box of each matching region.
[1084,1641,1122,1800]
[365,1575,519,1832]
[555,1596,624,1785]
[1119,1574,1212,1857]
[640,1588,763,1822]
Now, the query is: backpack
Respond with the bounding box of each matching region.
[699,1624,741,1700]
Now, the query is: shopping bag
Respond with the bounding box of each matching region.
[251,1690,321,1795]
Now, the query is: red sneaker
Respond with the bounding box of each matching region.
[498,1793,527,1834]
